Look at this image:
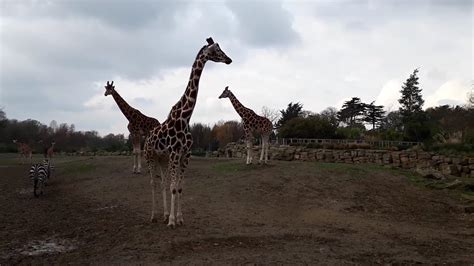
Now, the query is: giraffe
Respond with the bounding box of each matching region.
[218,86,273,165]
[44,141,56,167]
[104,81,160,173]
[45,141,55,159]
[145,37,232,228]
[12,139,33,164]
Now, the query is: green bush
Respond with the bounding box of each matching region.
[426,143,474,156]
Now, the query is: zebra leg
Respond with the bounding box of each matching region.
[33,179,39,197]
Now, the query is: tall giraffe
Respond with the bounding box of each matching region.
[44,141,55,167]
[219,86,273,164]
[105,81,160,173]
[45,141,55,159]
[12,139,33,164]
[145,37,232,228]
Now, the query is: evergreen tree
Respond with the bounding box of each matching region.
[363,101,385,130]
[337,97,365,127]
[399,68,423,117]
[0,108,5,121]
[398,69,431,141]
[276,102,304,127]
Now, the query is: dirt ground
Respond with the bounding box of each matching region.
[0,154,473,264]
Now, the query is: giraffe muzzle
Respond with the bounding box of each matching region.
[225,57,232,64]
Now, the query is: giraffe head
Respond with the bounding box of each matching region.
[202,37,232,65]
[104,81,115,96]
[218,86,232,99]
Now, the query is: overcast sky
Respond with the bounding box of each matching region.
[0,0,472,135]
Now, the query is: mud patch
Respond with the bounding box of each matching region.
[18,188,33,195]
[94,205,119,211]
[18,238,77,256]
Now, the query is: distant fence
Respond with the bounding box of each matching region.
[275,138,421,148]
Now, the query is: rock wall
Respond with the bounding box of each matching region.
[62,151,131,157]
[217,142,474,178]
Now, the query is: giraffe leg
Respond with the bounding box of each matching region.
[133,153,138,173]
[137,149,142,174]
[176,151,190,226]
[137,135,142,174]
[144,139,158,223]
[246,139,253,165]
[259,137,265,164]
[158,161,169,223]
[167,152,181,229]
[261,135,269,164]
[131,134,141,173]
[149,163,158,223]
[265,136,270,164]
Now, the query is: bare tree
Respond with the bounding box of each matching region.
[261,106,280,125]
[468,82,474,108]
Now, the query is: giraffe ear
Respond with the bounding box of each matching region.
[225,86,229,90]
[206,37,214,45]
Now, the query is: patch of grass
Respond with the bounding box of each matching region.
[312,162,386,176]
[212,160,272,174]
[0,153,91,166]
[60,161,96,175]
[461,192,474,203]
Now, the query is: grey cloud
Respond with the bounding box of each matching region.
[226,0,299,47]
[1,0,187,30]
[0,0,241,131]
[131,97,154,107]
[313,0,472,31]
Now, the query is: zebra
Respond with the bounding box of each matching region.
[29,159,51,197]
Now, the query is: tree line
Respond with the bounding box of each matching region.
[1,69,472,154]
[276,69,474,146]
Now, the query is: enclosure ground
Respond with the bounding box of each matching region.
[0,155,473,264]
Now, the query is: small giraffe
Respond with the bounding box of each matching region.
[12,139,33,164]
[145,37,232,228]
[105,81,160,173]
[46,141,55,159]
[219,86,273,164]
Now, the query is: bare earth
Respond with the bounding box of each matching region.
[0,155,473,264]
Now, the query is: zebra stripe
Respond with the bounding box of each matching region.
[29,161,50,197]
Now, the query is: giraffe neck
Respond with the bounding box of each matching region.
[17,143,29,153]
[111,89,135,121]
[228,92,249,119]
[168,46,207,124]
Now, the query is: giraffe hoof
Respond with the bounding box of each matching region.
[150,217,158,223]
[167,216,176,228]
[163,216,169,224]
[177,219,184,226]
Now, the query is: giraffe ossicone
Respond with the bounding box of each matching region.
[218,86,273,165]
[104,81,160,174]
[145,37,232,228]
